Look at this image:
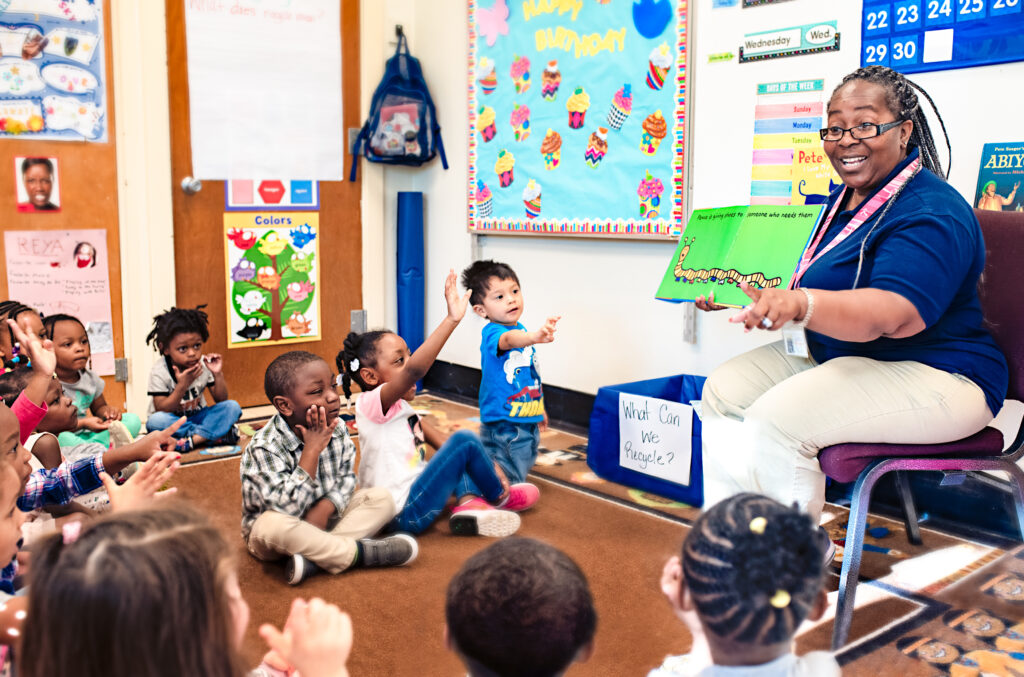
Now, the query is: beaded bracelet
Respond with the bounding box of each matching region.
[792,288,815,329]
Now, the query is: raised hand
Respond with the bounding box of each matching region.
[100,451,180,512]
[445,268,472,323]
[7,318,56,377]
[203,353,224,374]
[259,598,353,677]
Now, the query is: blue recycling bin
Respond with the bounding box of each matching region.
[587,374,706,506]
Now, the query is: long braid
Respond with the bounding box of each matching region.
[682,494,825,645]
[833,65,951,178]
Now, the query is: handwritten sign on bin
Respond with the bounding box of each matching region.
[618,392,693,485]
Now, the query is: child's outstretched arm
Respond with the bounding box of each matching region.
[498,315,561,351]
[99,451,180,512]
[379,269,470,412]
[7,319,56,408]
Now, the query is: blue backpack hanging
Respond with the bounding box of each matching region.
[349,28,448,181]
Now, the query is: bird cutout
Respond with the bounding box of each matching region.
[236,290,266,315]
[286,281,314,302]
[633,0,673,39]
[236,317,267,341]
[256,266,281,291]
[289,223,316,249]
[227,228,257,250]
[291,251,315,273]
[285,312,312,336]
[258,231,288,257]
[476,0,509,47]
[230,258,256,282]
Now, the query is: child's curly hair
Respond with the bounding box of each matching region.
[146,305,210,351]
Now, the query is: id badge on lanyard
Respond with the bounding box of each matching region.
[782,326,809,358]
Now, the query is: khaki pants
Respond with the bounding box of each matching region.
[246,487,396,573]
[701,341,994,521]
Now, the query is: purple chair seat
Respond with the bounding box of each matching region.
[819,427,1005,483]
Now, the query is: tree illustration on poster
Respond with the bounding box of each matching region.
[224,214,321,348]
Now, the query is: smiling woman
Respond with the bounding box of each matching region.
[695,65,1008,536]
[15,157,60,213]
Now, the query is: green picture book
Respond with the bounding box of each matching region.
[655,205,824,308]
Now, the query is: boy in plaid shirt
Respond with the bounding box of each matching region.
[241,351,418,585]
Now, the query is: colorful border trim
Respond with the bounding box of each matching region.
[467,1,687,240]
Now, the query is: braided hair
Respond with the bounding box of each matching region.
[335,330,393,399]
[682,493,825,645]
[42,312,84,341]
[0,367,32,406]
[145,305,210,351]
[0,300,42,368]
[832,65,951,178]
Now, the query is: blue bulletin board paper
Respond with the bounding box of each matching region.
[861,0,1024,75]
[468,0,687,239]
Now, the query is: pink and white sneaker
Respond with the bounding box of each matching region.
[497,483,540,512]
[450,498,521,537]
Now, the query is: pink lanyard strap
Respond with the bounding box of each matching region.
[789,157,922,290]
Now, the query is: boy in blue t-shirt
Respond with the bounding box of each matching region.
[461,261,560,483]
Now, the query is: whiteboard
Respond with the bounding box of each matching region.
[687,0,1024,212]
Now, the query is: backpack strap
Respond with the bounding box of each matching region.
[349,125,366,182]
[435,124,448,170]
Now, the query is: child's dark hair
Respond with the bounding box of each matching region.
[0,367,32,407]
[335,330,393,399]
[0,300,41,366]
[682,493,825,646]
[445,537,597,677]
[264,350,326,401]
[145,305,210,350]
[42,312,84,340]
[20,503,249,677]
[460,260,520,306]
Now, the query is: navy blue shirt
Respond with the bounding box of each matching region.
[799,148,1008,416]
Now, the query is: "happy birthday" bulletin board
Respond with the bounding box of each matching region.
[468,0,687,239]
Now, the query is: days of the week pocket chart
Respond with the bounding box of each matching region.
[861,0,1024,74]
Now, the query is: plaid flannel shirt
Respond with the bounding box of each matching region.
[240,413,357,539]
[17,455,105,512]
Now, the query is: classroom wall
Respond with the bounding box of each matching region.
[362,0,1024,398]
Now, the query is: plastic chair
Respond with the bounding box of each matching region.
[818,209,1024,650]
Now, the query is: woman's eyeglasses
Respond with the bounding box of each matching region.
[819,120,904,142]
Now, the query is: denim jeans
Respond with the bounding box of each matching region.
[479,420,540,484]
[145,400,242,440]
[389,430,505,534]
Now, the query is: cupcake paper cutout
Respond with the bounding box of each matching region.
[607,84,633,130]
[541,60,561,101]
[540,128,562,169]
[495,149,515,187]
[646,43,672,91]
[476,179,493,218]
[640,110,667,155]
[477,57,497,94]
[584,127,609,169]
[566,87,590,129]
[638,171,664,219]
[510,103,531,142]
[522,179,542,219]
[477,105,496,142]
[511,55,531,94]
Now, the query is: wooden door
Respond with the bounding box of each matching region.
[0,0,127,409]
[164,1,362,406]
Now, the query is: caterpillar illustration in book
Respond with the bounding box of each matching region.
[672,236,781,290]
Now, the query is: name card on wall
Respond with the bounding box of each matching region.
[619,392,693,485]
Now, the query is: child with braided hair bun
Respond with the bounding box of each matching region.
[652,493,838,677]
[336,269,539,539]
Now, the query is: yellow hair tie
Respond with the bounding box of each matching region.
[770,589,791,609]
[749,516,767,534]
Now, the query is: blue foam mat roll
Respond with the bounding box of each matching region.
[397,191,425,360]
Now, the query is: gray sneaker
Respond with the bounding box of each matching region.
[819,526,837,566]
[358,533,418,567]
[285,553,321,585]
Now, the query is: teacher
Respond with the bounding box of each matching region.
[696,66,1008,535]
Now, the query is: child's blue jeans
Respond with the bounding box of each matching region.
[145,400,242,441]
[389,430,505,534]
[479,420,540,484]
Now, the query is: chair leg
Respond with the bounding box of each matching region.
[832,468,881,651]
[895,471,922,546]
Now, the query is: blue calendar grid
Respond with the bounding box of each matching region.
[861,0,1024,74]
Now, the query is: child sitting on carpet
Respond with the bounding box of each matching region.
[651,493,839,677]
[445,537,597,676]
[18,503,353,677]
[242,350,415,586]
[145,304,241,451]
[336,269,539,539]
[43,313,141,449]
